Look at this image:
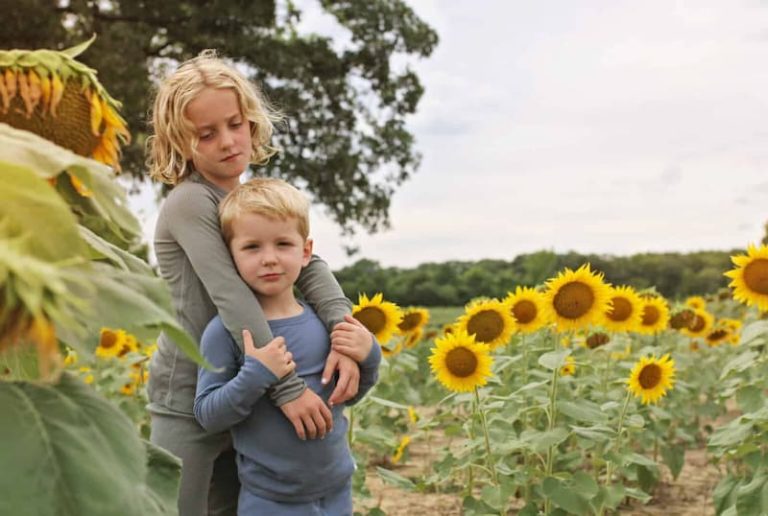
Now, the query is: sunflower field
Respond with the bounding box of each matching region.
[5,41,768,516]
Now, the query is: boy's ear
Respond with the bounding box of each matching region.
[302,238,313,265]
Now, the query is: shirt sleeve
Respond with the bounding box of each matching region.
[345,336,382,406]
[165,184,306,405]
[194,318,279,434]
[296,255,353,331]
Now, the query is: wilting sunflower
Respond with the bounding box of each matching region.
[456,298,515,349]
[725,244,768,311]
[353,293,402,345]
[429,330,493,393]
[627,354,676,405]
[404,327,424,349]
[636,296,671,335]
[544,264,612,331]
[95,327,128,359]
[397,307,430,335]
[503,286,549,333]
[680,308,714,339]
[0,38,130,170]
[602,286,643,333]
[685,296,707,310]
[560,356,576,376]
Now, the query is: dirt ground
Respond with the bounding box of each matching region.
[360,436,722,515]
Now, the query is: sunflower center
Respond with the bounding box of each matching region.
[641,305,660,326]
[512,300,537,324]
[466,310,504,343]
[355,307,386,334]
[553,282,594,319]
[669,309,694,330]
[398,313,422,332]
[445,347,478,378]
[638,363,662,389]
[586,332,610,349]
[689,315,706,333]
[607,297,632,322]
[743,259,768,295]
[707,329,728,342]
[100,331,118,349]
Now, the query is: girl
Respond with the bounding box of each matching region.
[146,50,360,516]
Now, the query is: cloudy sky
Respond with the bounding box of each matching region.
[132,0,768,268]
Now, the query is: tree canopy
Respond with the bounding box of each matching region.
[2,0,438,235]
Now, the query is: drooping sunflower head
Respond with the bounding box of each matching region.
[627,354,676,404]
[381,340,403,358]
[602,285,643,333]
[503,286,549,333]
[456,298,516,349]
[705,327,731,347]
[0,39,130,170]
[684,296,707,310]
[352,293,402,345]
[397,307,430,334]
[680,308,714,339]
[669,308,696,330]
[404,327,424,349]
[544,264,612,331]
[636,295,671,335]
[585,331,611,349]
[428,329,494,393]
[725,244,768,311]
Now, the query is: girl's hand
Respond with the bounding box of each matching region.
[330,314,373,363]
[243,330,294,379]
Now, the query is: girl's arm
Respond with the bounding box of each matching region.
[346,338,382,406]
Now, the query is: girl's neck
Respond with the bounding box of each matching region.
[257,291,304,320]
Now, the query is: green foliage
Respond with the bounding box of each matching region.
[2,0,438,235]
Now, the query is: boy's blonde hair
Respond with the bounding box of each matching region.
[220,178,310,243]
[147,49,282,185]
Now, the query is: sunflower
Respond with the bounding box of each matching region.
[610,344,632,361]
[407,406,419,424]
[503,286,549,333]
[95,327,128,359]
[397,307,430,334]
[560,356,576,376]
[680,308,714,338]
[0,39,130,170]
[585,332,610,349]
[705,328,731,347]
[455,298,515,349]
[391,436,411,464]
[669,308,695,330]
[381,340,403,358]
[636,296,671,335]
[404,327,424,349]
[725,244,768,311]
[544,264,612,331]
[685,296,707,310]
[627,354,676,405]
[429,330,493,393]
[352,293,402,345]
[602,286,643,333]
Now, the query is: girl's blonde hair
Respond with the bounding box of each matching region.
[219,178,310,244]
[147,49,282,185]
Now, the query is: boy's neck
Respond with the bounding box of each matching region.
[256,290,304,320]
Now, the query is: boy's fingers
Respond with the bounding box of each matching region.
[345,314,365,328]
[329,372,351,405]
[321,352,339,385]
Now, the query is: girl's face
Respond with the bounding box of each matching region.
[185,87,252,191]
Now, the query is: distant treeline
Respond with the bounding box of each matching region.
[334,250,738,307]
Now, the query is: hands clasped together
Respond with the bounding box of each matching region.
[243,314,373,441]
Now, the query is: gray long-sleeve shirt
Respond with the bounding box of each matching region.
[194,304,381,503]
[148,172,352,414]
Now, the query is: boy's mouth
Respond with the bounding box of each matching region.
[259,273,284,281]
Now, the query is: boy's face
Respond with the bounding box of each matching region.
[229,212,312,299]
[185,87,252,191]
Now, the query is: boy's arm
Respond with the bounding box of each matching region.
[194,319,278,434]
[166,186,306,405]
[345,338,382,406]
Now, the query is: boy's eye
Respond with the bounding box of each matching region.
[278,241,293,247]
[243,243,259,250]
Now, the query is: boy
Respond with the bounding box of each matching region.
[194,178,381,515]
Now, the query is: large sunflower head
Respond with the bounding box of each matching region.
[602,285,643,333]
[544,264,612,331]
[456,298,516,349]
[428,329,493,393]
[397,307,430,335]
[636,296,671,335]
[680,308,714,338]
[352,293,402,345]
[725,244,768,311]
[627,354,676,405]
[503,286,549,334]
[0,38,130,170]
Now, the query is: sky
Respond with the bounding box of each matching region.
[130,0,768,269]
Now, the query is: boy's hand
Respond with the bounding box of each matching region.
[330,314,374,363]
[243,330,294,379]
[280,389,333,440]
[322,350,360,406]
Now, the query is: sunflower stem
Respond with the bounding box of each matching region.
[543,330,561,515]
[598,390,632,516]
[348,406,355,446]
[474,388,504,515]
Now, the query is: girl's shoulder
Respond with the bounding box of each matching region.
[160,178,223,218]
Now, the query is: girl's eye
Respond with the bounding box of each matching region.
[199,133,213,141]
[231,121,243,128]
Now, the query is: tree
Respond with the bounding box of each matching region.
[1,0,438,235]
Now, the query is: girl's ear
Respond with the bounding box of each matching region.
[302,238,313,266]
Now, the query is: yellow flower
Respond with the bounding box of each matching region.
[585,332,610,349]
[680,308,714,338]
[429,330,493,393]
[407,406,419,424]
[78,366,94,385]
[397,307,430,334]
[117,333,139,358]
[725,244,768,311]
[544,264,612,331]
[705,328,731,347]
[352,293,402,345]
[143,343,158,357]
[63,349,78,366]
[456,298,516,350]
[602,286,643,333]
[669,308,695,330]
[685,296,707,310]
[391,436,411,464]
[636,296,671,335]
[627,354,676,404]
[95,327,128,358]
[404,327,423,349]
[503,286,549,333]
[560,356,576,376]
[120,382,136,396]
[381,340,403,358]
